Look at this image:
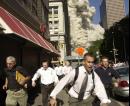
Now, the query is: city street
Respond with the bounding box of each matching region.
[32,89,129,106]
[0,0,129,106]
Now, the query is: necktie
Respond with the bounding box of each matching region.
[78,73,88,101]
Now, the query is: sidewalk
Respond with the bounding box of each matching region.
[31,89,121,106]
[32,89,69,106]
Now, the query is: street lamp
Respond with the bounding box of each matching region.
[123,36,127,62]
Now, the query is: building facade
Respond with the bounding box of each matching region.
[100,0,125,29]
[0,0,49,38]
[49,0,71,62]
[0,0,58,71]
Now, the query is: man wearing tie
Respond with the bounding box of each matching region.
[49,53,111,106]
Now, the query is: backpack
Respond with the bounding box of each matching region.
[71,67,95,94]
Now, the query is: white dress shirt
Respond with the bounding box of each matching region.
[63,66,73,75]
[55,66,64,76]
[32,67,59,85]
[50,66,111,104]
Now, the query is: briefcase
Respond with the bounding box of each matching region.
[16,71,26,83]
[16,70,28,88]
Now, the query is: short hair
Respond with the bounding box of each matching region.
[83,53,95,60]
[6,56,16,62]
[42,60,49,64]
[101,56,109,61]
[64,60,71,66]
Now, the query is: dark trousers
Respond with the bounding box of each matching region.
[92,85,112,106]
[41,83,54,106]
[92,96,100,106]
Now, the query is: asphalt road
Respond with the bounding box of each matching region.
[111,97,129,106]
[32,90,129,106]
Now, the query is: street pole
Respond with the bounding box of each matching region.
[96,51,100,63]
[123,37,127,62]
[113,36,117,64]
[78,56,80,65]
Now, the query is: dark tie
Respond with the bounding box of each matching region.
[78,73,88,101]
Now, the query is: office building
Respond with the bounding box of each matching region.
[100,0,125,29]
[49,0,71,62]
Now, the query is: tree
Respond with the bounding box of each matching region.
[88,40,103,56]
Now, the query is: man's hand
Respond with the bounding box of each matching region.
[24,84,28,88]
[18,80,26,86]
[49,97,57,106]
[32,81,36,87]
[3,85,7,90]
[113,82,118,87]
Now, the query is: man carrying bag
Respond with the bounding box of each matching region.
[49,53,111,106]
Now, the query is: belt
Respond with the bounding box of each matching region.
[41,83,54,86]
[10,88,22,92]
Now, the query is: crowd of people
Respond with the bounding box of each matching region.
[0,53,124,106]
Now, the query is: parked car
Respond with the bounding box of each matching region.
[112,66,129,97]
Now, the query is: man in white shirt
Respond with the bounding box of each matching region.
[63,61,73,75]
[32,60,59,106]
[49,53,111,106]
[54,63,64,80]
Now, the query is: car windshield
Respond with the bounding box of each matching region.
[116,67,129,76]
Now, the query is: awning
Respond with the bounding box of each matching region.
[0,7,59,55]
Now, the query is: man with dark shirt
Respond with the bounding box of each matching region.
[93,56,120,106]
[3,56,30,106]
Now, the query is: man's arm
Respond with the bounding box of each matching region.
[3,77,8,90]
[18,76,31,86]
[111,68,120,79]
[50,70,75,98]
[32,69,41,87]
[94,72,111,105]
[49,70,75,106]
[16,66,31,86]
[53,70,59,85]
[111,68,120,87]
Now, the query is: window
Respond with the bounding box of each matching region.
[54,9,58,14]
[49,21,53,28]
[54,32,59,34]
[54,27,58,29]
[54,21,59,24]
[49,8,52,14]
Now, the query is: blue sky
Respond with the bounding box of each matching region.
[89,0,129,24]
